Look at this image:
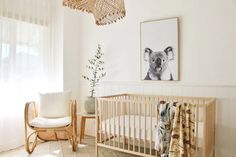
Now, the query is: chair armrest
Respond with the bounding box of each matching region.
[70,100,77,116]
[70,100,77,124]
[70,100,77,139]
[24,102,38,127]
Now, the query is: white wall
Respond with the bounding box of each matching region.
[78,0,236,85]
[63,8,81,103]
[63,0,236,156]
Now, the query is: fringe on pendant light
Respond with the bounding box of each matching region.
[63,0,126,26]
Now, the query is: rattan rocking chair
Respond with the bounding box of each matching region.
[24,91,78,154]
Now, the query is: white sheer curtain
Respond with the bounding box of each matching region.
[0,0,63,151]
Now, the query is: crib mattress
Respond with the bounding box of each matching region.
[101,115,204,143]
[101,115,157,141]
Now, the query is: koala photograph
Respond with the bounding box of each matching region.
[144,46,175,80]
[141,17,179,81]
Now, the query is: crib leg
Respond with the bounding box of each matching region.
[95,144,98,157]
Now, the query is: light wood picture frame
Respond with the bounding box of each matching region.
[140,17,179,81]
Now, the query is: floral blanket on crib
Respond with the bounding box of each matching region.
[155,101,196,157]
[155,101,177,157]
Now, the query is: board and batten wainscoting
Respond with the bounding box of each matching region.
[79,81,236,157]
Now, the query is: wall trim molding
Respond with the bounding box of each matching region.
[99,81,236,88]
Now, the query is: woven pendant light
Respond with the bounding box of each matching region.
[63,0,96,13]
[63,0,126,26]
[93,0,126,25]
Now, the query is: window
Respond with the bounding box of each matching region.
[0,0,63,151]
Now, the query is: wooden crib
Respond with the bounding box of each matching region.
[95,94,216,157]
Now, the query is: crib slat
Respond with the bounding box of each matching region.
[138,101,141,153]
[123,101,125,149]
[104,100,107,144]
[128,101,130,150]
[201,98,205,157]
[156,96,160,156]
[99,100,102,143]
[212,100,216,157]
[109,101,111,146]
[113,101,116,147]
[195,99,199,157]
[133,101,136,152]
[144,102,146,154]
[118,101,120,148]
[95,99,98,143]
[203,100,207,157]
[150,103,152,155]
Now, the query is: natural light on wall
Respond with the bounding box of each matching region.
[0,0,63,151]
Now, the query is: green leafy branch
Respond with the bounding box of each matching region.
[82,44,106,97]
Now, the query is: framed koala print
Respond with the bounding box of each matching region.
[140,17,179,81]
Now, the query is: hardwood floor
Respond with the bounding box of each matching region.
[0,136,137,157]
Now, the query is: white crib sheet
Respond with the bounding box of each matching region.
[101,115,157,141]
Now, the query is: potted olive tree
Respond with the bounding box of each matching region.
[82,44,106,114]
